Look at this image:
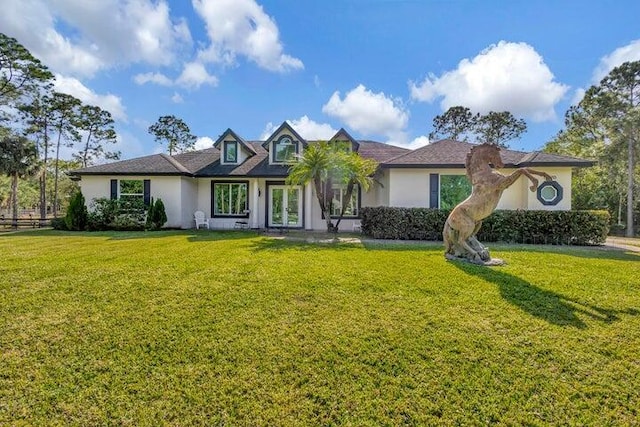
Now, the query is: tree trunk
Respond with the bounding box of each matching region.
[39,127,49,226]
[11,173,18,229]
[82,129,93,168]
[53,131,62,218]
[618,194,623,225]
[627,136,635,237]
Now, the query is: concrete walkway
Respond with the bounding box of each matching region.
[605,237,640,253]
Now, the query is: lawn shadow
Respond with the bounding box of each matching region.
[451,261,638,329]
[0,229,266,243]
[358,238,640,262]
[249,235,362,252]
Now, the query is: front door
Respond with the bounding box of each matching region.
[269,185,302,228]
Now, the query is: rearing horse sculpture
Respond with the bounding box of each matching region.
[443,143,553,264]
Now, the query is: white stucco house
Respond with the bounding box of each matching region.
[70,122,593,230]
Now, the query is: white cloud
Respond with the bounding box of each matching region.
[171,92,184,104]
[289,116,338,140]
[400,135,430,150]
[410,41,569,122]
[194,136,215,150]
[570,87,586,106]
[54,74,127,121]
[192,0,303,73]
[592,39,640,83]
[133,72,173,86]
[176,62,219,89]
[0,0,191,77]
[322,85,409,140]
[260,116,337,140]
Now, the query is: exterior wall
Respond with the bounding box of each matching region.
[374,170,390,207]
[388,169,431,208]
[78,175,185,228]
[496,169,526,210]
[386,167,574,211]
[180,177,198,228]
[195,177,267,229]
[524,167,572,210]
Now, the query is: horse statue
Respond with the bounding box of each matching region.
[443,143,554,265]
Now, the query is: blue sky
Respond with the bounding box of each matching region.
[3,0,640,159]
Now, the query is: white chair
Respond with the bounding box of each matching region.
[194,211,210,229]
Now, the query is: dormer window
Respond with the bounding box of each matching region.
[223,141,238,163]
[273,136,298,163]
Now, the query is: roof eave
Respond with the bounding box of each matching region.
[69,171,194,177]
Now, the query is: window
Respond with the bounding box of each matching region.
[213,182,248,216]
[331,185,359,217]
[537,181,563,206]
[119,179,144,204]
[273,136,297,163]
[440,175,471,210]
[223,141,238,163]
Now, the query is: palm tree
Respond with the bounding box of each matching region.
[333,152,378,230]
[287,142,378,233]
[0,135,39,228]
[287,142,334,231]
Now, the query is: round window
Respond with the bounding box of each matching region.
[536,181,563,206]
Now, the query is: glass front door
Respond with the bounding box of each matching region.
[269,186,302,227]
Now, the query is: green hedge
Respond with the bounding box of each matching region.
[360,207,610,245]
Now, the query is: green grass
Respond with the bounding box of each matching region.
[1,230,639,426]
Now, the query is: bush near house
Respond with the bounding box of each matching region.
[64,191,88,231]
[360,207,610,245]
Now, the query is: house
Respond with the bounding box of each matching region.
[70,122,593,230]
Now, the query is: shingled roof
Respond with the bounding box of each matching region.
[70,138,592,177]
[71,153,194,175]
[382,139,594,168]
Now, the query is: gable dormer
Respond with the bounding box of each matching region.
[262,121,307,165]
[329,128,360,153]
[213,128,256,165]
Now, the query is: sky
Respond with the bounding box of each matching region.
[2,0,640,160]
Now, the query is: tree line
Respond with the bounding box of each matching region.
[1,33,118,225]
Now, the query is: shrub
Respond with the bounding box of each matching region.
[145,198,167,230]
[50,217,67,230]
[64,191,88,231]
[86,198,120,231]
[111,213,146,231]
[360,207,610,245]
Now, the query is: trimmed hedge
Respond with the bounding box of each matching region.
[360,207,610,245]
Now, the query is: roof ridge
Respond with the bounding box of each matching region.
[160,153,192,174]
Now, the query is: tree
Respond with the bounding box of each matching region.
[0,33,53,105]
[287,142,378,232]
[548,61,639,237]
[74,104,119,167]
[148,115,196,155]
[50,92,81,217]
[474,111,527,147]
[65,190,88,231]
[0,135,39,227]
[333,151,378,230]
[19,91,55,223]
[428,106,478,141]
[428,106,527,147]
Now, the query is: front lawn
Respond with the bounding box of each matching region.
[1,231,639,425]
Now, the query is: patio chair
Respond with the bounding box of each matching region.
[194,211,210,229]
